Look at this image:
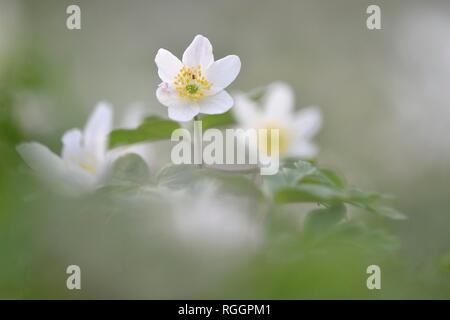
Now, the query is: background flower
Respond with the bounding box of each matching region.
[233,82,322,159]
[17,102,113,194]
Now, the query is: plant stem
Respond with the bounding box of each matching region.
[193,115,202,168]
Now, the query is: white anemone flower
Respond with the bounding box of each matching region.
[233,82,322,159]
[155,34,241,122]
[17,102,118,194]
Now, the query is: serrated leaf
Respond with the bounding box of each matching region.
[367,205,407,220]
[274,183,406,220]
[316,168,346,188]
[203,169,264,200]
[304,204,346,236]
[274,184,345,204]
[109,116,180,149]
[156,164,264,200]
[264,160,317,193]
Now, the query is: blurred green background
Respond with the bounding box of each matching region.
[1,0,450,299]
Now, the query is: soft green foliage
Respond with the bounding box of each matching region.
[156,163,264,200]
[303,204,347,237]
[109,116,180,149]
[266,160,406,220]
[107,154,151,186]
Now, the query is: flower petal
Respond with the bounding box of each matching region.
[206,55,241,94]
[83,102,113,160]
[158,85,201,121]
[232,93,260,127]
[17,142,66,179]
[155,48,183,83]
[294,106,322,138]
[16,142,94,193]
[156,83,183,108]
[168,103,200,122]
[263,82,295,120]
[61,128,83,163]
[198,90,233,115]
[182,35,214,69]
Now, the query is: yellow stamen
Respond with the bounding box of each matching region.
[173,65,212,101]
[259,123,291,156]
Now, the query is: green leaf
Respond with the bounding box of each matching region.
[156,164,264,200]
[274,183,406,220]
[156,164,200,189]
[106,154,150,186]
[199,111,236,130]
[304,204,346,236]
[264,160,317,193]
[109,116,180,149]
[317,168,346,188]
[367,205,407,220]
[298,167,346,189]
[274,184,345,204]
[203,169,265,200]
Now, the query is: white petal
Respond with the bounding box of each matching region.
[168,103,200,122]
[61,128,83,162]
[156,84,183,108]
[83,102,113,160]
[286,140,319,159]
[206,55,241,94]
[120,103,147,129]
[157,84,200,123]
[155,48,183,83]
[198,91,233,115]
[182,35,214,69]
[232,93,260,127]
[263,82,295,119]
[293,106,322,138]
[16,142,94,193]
[17,142,66,179]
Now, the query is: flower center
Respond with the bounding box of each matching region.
[79,161,97,175]
[185,84,199,94]
[72,152,98,175]
[259,123,291,156]
[174,65,212,101]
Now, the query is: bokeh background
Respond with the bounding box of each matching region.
[1,0,450,299]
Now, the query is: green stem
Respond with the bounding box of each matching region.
[193,115,202,168]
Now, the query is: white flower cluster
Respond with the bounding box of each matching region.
[17,34,321,194]
[16,34,323,251]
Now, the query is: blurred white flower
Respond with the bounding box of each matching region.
[168,183,261,253]
[155,35,241,122]
[17,102,146,195]
[233,82,322,159]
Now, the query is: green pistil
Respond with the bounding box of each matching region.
[185,84,199,94]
